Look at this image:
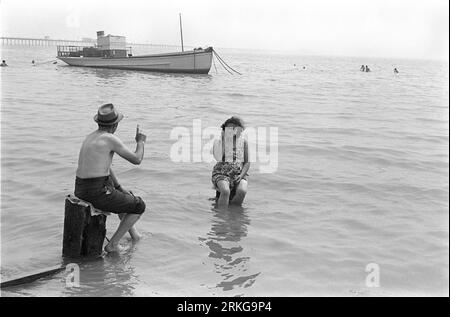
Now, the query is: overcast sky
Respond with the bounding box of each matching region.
[1,0,448,60]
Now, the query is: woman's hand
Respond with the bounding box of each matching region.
[234,174,243,184]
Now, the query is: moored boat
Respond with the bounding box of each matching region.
[57,31,213,74]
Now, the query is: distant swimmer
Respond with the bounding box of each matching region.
[302,66,306,70]
[0,60,8,67]
[394,68,399,74]
[365,65,371,72]
[360,65,365,71]
[212,116,250,208]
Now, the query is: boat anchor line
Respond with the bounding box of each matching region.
[212,54,218,73]
[212,49,242,75]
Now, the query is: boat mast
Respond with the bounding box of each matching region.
[179,13,184,52]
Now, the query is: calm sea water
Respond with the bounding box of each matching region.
[1,45,448,296]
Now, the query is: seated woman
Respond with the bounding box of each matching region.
[212,116,250,207]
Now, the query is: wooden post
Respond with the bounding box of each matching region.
[62,198,107,258]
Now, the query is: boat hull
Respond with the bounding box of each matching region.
[57,48,213,74]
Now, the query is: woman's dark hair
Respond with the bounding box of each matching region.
[221,116,245,130]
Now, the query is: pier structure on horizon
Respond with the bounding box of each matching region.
[0,36,190,50]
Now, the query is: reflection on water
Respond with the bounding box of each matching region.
[202,205,260,293]
[87,68,136,80]
[63,244,139,297]
[57,65,134,81]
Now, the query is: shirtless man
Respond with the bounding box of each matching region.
[75,103,147,253]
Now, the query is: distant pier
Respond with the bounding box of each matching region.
[1,37,95,46]
[0,37,189,50]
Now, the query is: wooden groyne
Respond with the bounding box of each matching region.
[0,37,189,50]
[1,265,65,288]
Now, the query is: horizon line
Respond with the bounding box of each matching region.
[1,35,448,63]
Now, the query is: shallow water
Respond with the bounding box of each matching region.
[1,45,448,296]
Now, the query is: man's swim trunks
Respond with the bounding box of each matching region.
[75,176,145,215]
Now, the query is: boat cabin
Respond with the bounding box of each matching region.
[57,31,131,58]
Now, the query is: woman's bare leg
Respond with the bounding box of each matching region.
[231,179,247,205]
[216,180,231,208]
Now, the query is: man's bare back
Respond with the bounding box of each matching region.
[76,131,115,178]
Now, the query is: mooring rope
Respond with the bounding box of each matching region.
[212,53,218,74]
[214,53,233,75]
[213,50,238,75]
[212,49,242,75]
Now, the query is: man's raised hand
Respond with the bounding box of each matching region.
[135,124,147,143]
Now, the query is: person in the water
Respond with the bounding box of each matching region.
[394,68,399,74]
[365,65,371,72]
[360,65,365,71]
[75,103,147,253]
[212,116,250,207]
[0,60,8,67]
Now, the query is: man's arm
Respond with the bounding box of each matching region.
[109,169,122,190]
[109,126,146,165]
[110,136,144,165]
[109,169,133,194]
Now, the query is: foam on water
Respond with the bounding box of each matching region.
[1,46,448,296]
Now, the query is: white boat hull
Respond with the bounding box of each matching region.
[57,47,213,74]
